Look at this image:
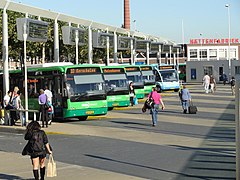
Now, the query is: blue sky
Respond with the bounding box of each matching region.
[13,0,240,44]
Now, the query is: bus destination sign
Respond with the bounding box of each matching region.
[159,65,175,70]
[67,67,100,74]
[103,68,124,74]
[140,66,151,71]
[125,67,139,72]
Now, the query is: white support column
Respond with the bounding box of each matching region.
[157,44,161,65]
[169,46,172,64]
[54,14,60,63]
[106,29,110,66]
[75,25,79,65]
[146,42,150,65]
[2,4,9,101]
[113,31,118,63]
[88,24,93,64]
[23,23,29,125]
[130,38,135,65]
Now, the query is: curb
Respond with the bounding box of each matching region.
[0,126,26,134]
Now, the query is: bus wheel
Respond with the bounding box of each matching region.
[78,116,88,121]
[174,89,179,92]
[108,107,114,111]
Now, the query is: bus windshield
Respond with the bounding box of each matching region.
[66,74,106,101]
[126,72,143,83]
[160,70,178,82]
[104,74,128,90]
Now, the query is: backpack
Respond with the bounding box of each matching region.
[30,131,45,153]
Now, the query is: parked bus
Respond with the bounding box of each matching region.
[3,63,108,121]
[139,65,156,94]
[154,65,180,92]
[101,66,130,109]
[123,65,145,99]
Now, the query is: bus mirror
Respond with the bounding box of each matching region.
[63,88,67,97]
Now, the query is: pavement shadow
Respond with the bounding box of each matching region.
[173,100,236,180]
[0,174,27,180]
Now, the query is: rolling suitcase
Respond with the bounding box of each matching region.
[188,101,197,114]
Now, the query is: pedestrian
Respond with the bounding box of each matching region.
[230,76,236,95]
[202,73,210,93]
[147,87,165,127]
[44,85,53,104]
[22,121,52,180]
[222,73,228,85]
[179,84,191,114]
[129,82,135,106]
[3,91,12,125]
[209,75,216,93]
[38,89,48,128]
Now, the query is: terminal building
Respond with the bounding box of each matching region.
[186,37,240,83]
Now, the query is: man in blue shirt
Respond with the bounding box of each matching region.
[38,89,48,127]
[179,84,191,114]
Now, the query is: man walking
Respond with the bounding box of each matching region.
[203,73,210,93]
[179,84,191,114]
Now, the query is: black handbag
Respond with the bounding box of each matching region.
[145,92,154,109]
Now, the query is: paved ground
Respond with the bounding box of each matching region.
[0,83,236,180]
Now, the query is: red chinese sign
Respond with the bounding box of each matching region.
[190,38,239,45]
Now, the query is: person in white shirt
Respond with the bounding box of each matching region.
[203,73,210,93]
[44,86,53,104]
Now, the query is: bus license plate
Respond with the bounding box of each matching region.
[113,103,119,106]
[86,111,94,115]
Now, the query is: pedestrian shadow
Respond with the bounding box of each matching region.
[110,120,149,127]
[0,174,27,180]
[173,100,236,180]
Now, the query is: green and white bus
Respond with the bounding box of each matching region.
[4,63,108,121]
[123,65,145,99]
[101,66,130,109]
[139,65,156,94]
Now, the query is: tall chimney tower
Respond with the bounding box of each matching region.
[124,0,130,30]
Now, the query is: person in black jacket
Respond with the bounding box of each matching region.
[23,121,52,180]
[129,82,135,106]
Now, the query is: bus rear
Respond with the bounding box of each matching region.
[124,65,145,99]
[139,65,156,94]
[65,65,108,120]
[101,66,130,109]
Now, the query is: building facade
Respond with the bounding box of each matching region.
[186,38,240,83]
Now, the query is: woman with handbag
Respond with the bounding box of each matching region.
[22,121,52,180]
[38,89,49,128]
[148,87,165,127]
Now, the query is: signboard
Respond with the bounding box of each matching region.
[16,18,48,42]
[92,32,114,48]
[190,38,239,45]
[103,68,124,74]
[125,67,140,72]
[159,65,175,70]
[66,67,101,74]
[140,66,152,71]
[62,26,85,46]
[135,40,150,52]
[150,43,161,52]
[118,37,133,50]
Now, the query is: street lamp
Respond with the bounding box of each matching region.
[225,4,231,70]
[133,20,136,31]
[200,33,203,61]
